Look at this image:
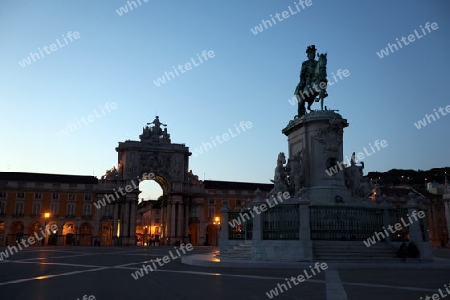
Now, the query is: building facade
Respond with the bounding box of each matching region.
[0,173,98,246]
[0,117,272,247]
[1,117,445,248]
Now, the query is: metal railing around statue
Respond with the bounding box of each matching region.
[228,212,252,240]
[262,204,299,240]
[388,208,409,241]
[310,206,383,240]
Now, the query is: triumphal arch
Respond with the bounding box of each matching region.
[105,116,205,245]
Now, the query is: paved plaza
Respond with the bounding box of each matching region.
[0,246,449,300]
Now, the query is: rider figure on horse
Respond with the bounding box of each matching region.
[294,45,328,116]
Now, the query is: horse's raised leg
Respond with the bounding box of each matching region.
[298,100,306,116]
[307,99,313,111]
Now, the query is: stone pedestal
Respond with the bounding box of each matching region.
[282,110,351,205]
[299,197,312,260]
[444,194,450,246]
[219,205,230,254]
[406,198,433,261]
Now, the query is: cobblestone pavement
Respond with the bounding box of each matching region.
[0,246,449,300]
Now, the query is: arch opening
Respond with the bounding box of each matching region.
[139,180,164,202]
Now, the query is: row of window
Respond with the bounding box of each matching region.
[190,207,216,219]
[213,190,253,195]
[0,201,92,217]
[192,200,247,218]
[2,194,247,207]
[0,192,92,201]
[208,199,245,206]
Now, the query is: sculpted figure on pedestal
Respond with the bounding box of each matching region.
[101,166,119,180]
[270,152,288,194]
[294,45,328,116]
[344,155,365,198]
[147,116,167,136]
[286,151,304,196]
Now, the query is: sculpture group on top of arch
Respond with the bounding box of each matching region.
[140,116,171,143]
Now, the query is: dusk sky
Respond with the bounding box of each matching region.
[1,1,449,198]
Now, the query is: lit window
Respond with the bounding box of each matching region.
[67,203,75,215]
[15,202,24,215]
[208,207,215,218]
[32,203,41,215]
[83,204,91,216]
[51,203,58,215]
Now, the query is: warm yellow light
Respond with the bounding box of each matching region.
[214,217,220,223]
[44,213,50,218]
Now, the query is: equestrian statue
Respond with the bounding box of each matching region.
[294,45,329,116]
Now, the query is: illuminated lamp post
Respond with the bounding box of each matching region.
[44,213,50,246]
[213,216,221,246]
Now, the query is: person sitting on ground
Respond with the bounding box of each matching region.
[407,241,419,258]
[397,242,407,262]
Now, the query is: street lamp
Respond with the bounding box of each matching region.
[213,216,220,246]
[144,226,148,246]
[44,213,50,246]
[44,212,50,226]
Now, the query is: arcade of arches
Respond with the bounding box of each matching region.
[0,117,273,247]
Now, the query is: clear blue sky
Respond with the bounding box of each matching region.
[1,0,449,190]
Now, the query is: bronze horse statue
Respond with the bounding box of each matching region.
[294,53,328,116]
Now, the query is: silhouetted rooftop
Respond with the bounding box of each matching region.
[203,180,273,192]
[0,172,98,184]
